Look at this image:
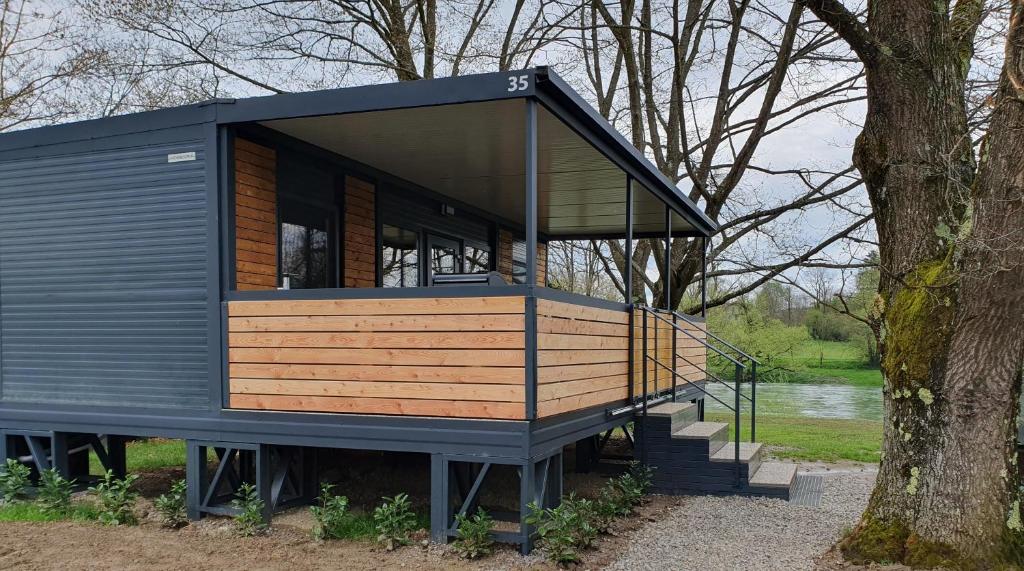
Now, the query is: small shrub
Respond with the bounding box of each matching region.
[526,501,581,567]
[36,468,74,515]
[453,508,495,559]
[561,494,598,549]
[154,479,188,528]
[231,482,267,537]
[373,493,417,551]
[310,483,350,541]
[0,459,32,503]
[89,470,140,526]
[629,462,655,493]
[592,486,624,532]
[611,462,654,511]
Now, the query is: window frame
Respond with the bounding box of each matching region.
[276,192,340,289]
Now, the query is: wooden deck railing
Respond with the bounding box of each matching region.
[227,296,528,419]
[632,309,707,398]
[225,292,640,421]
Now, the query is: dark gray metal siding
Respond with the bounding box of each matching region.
[0,134,211,409]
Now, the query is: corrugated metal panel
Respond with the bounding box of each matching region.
[0,137,210,409]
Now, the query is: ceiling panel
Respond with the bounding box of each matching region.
[261,100,696,237]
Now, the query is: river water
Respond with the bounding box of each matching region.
[705,382,882,421]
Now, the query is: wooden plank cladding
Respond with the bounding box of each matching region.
[234,138,278,290]
[535,299,631,418]
[227,296,527,420]
[344,176,376,288]
[632,310,707,398]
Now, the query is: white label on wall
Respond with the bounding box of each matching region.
[167,152,196,163]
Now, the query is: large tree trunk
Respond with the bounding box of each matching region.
[803,0,1024,566]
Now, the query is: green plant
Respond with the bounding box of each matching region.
[526,493,598,566]
[89,470,140,525]
[154,479,188,528]
[592,485,625,532]
[310,483,350,541]
[0,459,31,503]
[561,494,598,549]
[526,501,580,566]
[36,468,74,515]
[453,508,495,559]
[373,493,417,551]
[610,462,654,512]
[231,482,267,537]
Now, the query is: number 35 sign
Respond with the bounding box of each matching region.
[507,74,529,92]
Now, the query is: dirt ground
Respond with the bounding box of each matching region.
[0,484,681,571]
[0,446,672,571]
[0,447,884,571]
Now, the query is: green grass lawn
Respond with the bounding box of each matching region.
[706,411,882,463]
[0,501,101,523]
[87,438,187,475]
[726,339,884,387]
[784,340,881,384]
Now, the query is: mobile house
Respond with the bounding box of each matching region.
[0,67,789,550]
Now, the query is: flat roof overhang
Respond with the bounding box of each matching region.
[217,67,715,238]
[0,67,714,238]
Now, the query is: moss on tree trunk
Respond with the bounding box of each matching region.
[801,0,1024,567]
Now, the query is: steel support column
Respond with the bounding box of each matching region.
[185,440,315,522]
[625,174,635,403]
[430,451,562,554]
[624,175,633,303]
[701,236,708,317]
[524,98,538,287]
[664,206,672,310]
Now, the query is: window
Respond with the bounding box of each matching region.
[279,198,334,289]
[464,245,490,274]
[511,239,527,284]
[428,234,461,280]
[381,225,419,287]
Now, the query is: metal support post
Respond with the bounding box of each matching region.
[524,99,538,287]
[701,236,708,317]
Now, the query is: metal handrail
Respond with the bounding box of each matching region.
[646,354,736,411]
[672,310,761,366]
[636,305,758,485]
[670,308,759,443]
[645,308,746,368]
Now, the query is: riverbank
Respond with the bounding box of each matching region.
[706,412,882,463]
[714,339,883,387]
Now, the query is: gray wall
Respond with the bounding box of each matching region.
[0,128,211,409]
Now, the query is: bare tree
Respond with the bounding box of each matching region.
[548,0,873,311]
[798,0,1024,565]
[547,240,622,300]
[0,0,101,131]
[81,0,576,94]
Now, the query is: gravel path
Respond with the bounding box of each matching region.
[606,466,877,571]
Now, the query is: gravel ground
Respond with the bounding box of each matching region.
[606,465,878,571]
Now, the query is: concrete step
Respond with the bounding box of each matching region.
[645,401,698,432]
[710,442,762,464]
[672,421,728,456]
[749,461,798,489]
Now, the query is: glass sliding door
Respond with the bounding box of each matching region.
[464,245,490,274]
[279,197,336,289]
[381,225,420,287]
[427,234,461,285]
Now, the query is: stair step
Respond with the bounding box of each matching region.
[646,402,698,431]
[749,462,798,489]
[710,442,762,463]
[672,421,727,439]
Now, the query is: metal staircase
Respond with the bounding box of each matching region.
[633,306,797,499]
